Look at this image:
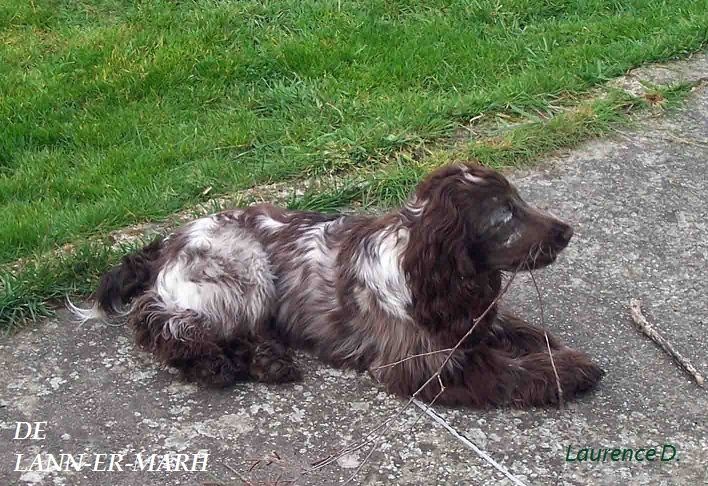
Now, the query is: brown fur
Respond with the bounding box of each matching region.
[79,163,603,407]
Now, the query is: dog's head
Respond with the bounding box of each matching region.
[411,163,573,272]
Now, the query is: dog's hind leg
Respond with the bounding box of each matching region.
[172,339,252,388]
[127,215,305,386]
[130,218,286,387]
[129,295,302,386]
[129,292,253,387]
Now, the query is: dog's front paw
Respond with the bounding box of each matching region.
[249,341,302,383]
[560,349,605,397]
[185,354,249,388]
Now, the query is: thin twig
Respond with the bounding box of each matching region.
[308,397,408,471]
[371,348,454,371]
[528,269,564,408]
[308,266,521,474]
[340,438,379,485]
[614,128,708,149]
[661,132,708,148]
[629,299,704,387]
[341,375,447,485]
[408,375,447,431]
[413,399,529,486]
[612,128,637,143]
[223,463,251,484]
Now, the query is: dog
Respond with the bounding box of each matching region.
[70,163,604,407]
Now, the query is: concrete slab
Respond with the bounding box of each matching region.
[430,85,708,486]
[2,70,708,486]
[1,315,518,485]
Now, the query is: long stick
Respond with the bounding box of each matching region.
[629,299,704,387]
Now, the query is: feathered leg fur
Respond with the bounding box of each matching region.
[392,314,604,408]
[129,292,301,387]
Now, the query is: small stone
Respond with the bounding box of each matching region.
[337,453,360,469]
[350,401,370,412]
[49,377,67,390]
[466,428,487,447]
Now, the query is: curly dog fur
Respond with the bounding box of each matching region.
[71,163,603,407]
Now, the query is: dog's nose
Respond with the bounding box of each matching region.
[552,223,574,248]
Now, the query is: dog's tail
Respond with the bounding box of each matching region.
[68,237,164,322]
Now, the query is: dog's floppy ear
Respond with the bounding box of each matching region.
[414,181,476,278]
[402,171,486,329]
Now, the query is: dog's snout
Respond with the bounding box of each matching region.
[552,223,573,248]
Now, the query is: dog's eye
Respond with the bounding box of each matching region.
[488,206,513,228]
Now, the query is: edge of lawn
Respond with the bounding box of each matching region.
[0,63,703,332]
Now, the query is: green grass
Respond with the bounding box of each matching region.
[2,0,707,266]
[289,91,636,212]
[0,240,130,330]
[0,82,696,332]
[290,84,696,211]
[1,1,706,330]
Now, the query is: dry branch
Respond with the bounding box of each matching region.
[412,399,529,486]
[339,377,448,485]
[629,299,704,387]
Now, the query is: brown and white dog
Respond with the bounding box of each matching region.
[71,163,603,407]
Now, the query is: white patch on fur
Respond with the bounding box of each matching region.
[156,259,211,312]
[355,225,412,320]
[491,210,513,226]
[155,225,275,338]
[403,197,427,217]
[481,203,513,234]
[457,164,488,184]
[258,215,286,232]
[271,221,340,312]
[298,222,337,265]
[503,229,523,247]
[184,217,219,249]
[463,172,487,185]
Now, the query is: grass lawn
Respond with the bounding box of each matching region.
[0,0,706,328]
